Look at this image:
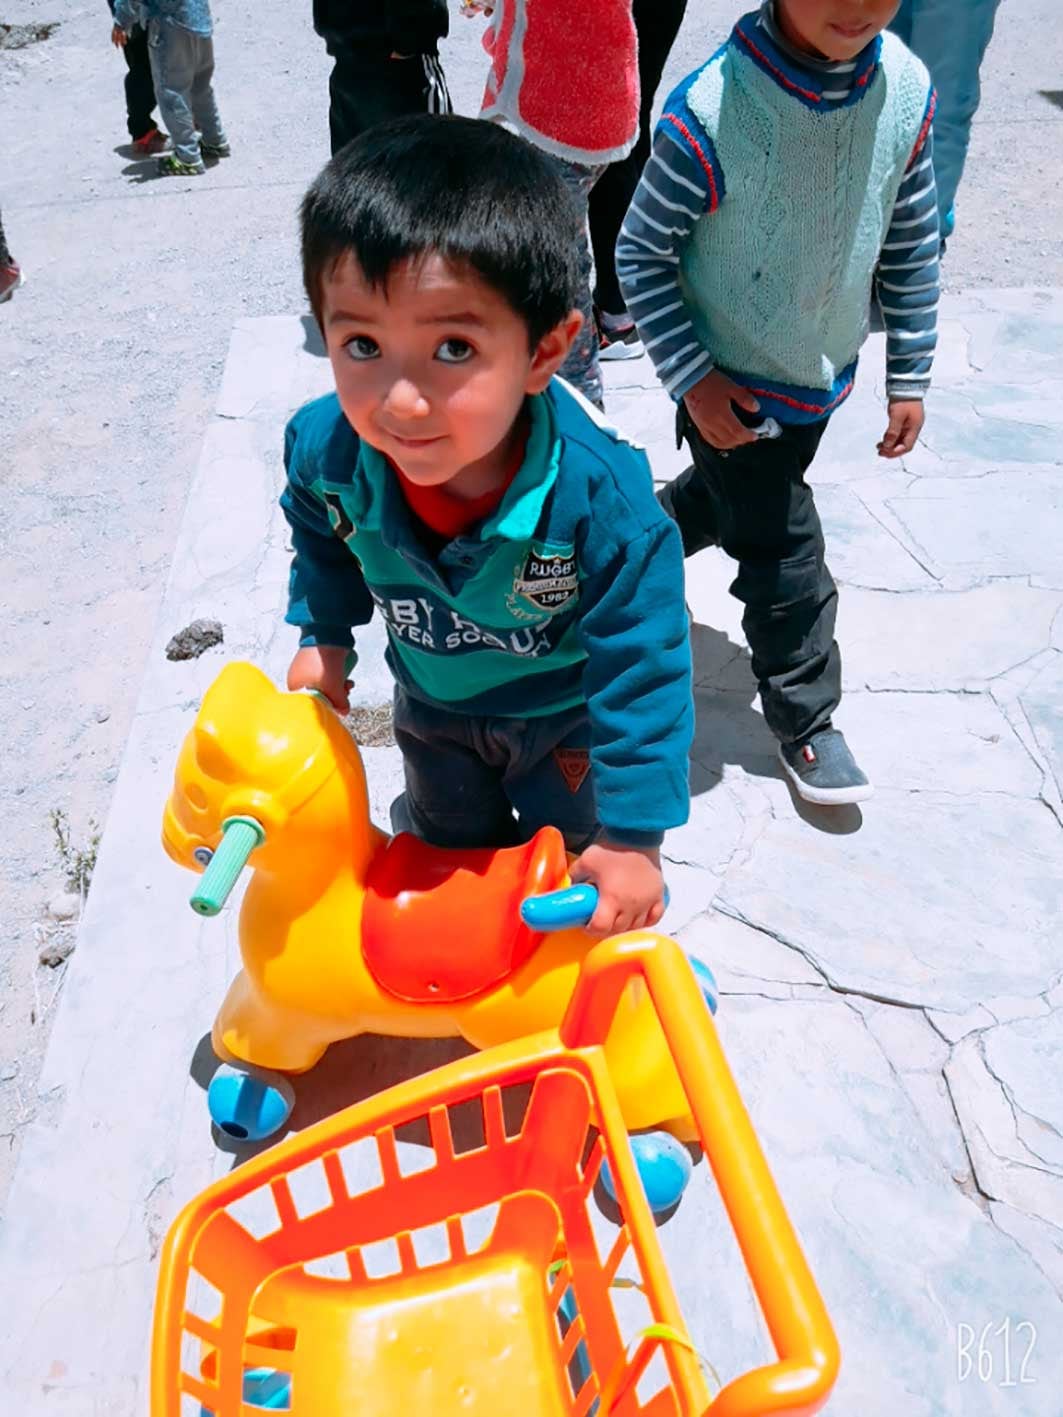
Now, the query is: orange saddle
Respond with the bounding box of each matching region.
[362,826,570,1004]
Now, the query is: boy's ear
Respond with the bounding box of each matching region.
[526,310,584,394]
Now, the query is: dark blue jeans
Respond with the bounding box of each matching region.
[391,686,598,852]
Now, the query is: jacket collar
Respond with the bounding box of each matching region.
[733,6,882,112]
[329,384,562,547]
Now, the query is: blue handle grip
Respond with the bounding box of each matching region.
[520,883,671,930]
[521,884,599,930]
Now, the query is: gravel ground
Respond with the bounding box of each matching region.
[1,0,1060,1212]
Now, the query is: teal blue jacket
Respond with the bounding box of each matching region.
[280,380,692,845]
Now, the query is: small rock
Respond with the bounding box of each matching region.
[39,934,76,968]
[21,700,35,711]
[0,1062,18,1081]
[47,891,80,922]
[165,618,224,662]
[95,708,110,724]
[103,766,118,784]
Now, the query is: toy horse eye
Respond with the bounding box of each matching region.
[193,847,215,868]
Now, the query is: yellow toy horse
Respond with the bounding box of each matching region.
[163,662,717,1209]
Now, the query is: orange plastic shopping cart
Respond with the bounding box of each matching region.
[151,935,839,1416]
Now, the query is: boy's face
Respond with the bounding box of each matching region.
[776,0,901,61]
[319,252,579,493]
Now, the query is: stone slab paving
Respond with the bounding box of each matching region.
[1,290,1061,1414]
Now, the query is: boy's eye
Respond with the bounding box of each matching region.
[436,338,474,365]
[345,335,380,361]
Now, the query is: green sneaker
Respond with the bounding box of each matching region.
[158,154,205,177]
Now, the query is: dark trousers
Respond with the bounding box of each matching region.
[589,0,688,315]
[327,46,450,155]
[662,410,841,746]
[0,208,10,266]
[391,687,598,853]
[122,24,158,140]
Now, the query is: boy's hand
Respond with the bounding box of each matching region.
[111,24,128,47]
[570,839,666,937]
[684,369,762,450]
[878,399,925,458]
[287,645,351,714]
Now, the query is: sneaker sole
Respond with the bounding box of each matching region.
[599,341,645,362]
[777,747,875,806]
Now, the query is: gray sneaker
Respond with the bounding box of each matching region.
[779,727,873,806]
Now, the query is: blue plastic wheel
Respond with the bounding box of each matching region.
[601,1129,694,1214]
[689,955,719,1016]
[201,1366,292,1414]
[557,1286,594,1399]
[207,1064,295,1143]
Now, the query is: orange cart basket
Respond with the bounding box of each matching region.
[151,935,839,1417]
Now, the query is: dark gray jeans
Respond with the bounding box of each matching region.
[661,409,841,746]
[551,158,605,410]
[390,686,598,852]
[146,19,226,166]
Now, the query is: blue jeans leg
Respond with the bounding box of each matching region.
[890,0,1002,231]
[189,36,227,148]
[391,688,598,852]
[553,159,606,410]
[147,20,203,166]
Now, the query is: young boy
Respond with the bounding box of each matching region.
[112,0,228,177]
[108,0,167,157]
[282,115,693,936]
[618,0,940,805]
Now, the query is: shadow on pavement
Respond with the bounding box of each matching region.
[120,159,163,183]
[689,620,863,836]
[301,313,327,357]
[689,621,773,791]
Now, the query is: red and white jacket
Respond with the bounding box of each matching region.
[479,0,639,166]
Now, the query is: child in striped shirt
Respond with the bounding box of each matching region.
[618,0,939,806]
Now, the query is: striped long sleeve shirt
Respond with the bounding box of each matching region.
[617,1,940,413]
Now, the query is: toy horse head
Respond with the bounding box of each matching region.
[163,662,377,913]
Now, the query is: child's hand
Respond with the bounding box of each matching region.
[570,840,666,938]
[878,399,925,458]
[111,24,128,47]
[287,645,351,713]
[684,369,762,450]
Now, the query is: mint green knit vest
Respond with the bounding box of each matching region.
[679,33,931,392]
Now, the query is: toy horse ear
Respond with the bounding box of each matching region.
[192,720,243,784]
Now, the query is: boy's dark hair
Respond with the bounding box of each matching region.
[301,114,581,348]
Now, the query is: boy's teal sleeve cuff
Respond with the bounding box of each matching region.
[297,625,356,650]
[600,826,666,850]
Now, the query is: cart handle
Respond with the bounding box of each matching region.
[560,934,840,1417]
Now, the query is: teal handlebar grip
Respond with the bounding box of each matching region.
[189,816,265,917]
